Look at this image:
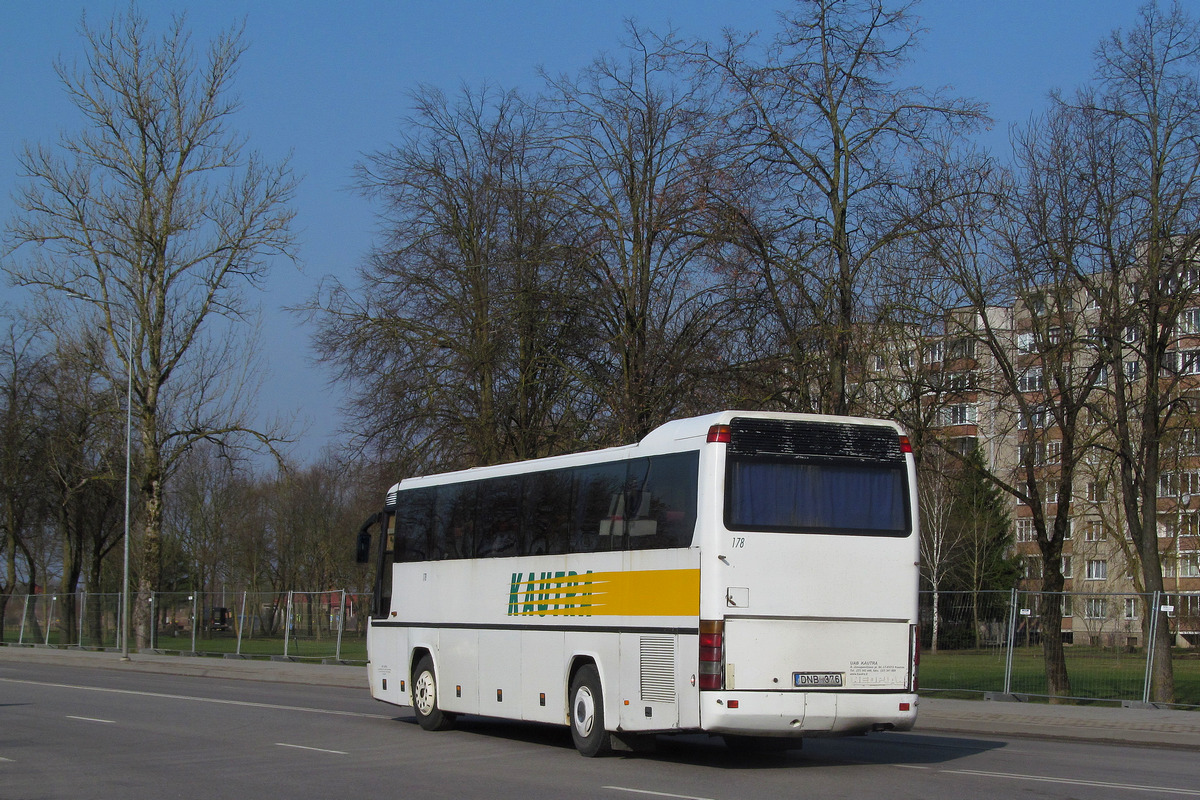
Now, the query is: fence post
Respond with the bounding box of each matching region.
[283,591,294,658]
[18,594,28,644]
[45,596,55,646]
[190,594,198,654]
[335,589,346,662]
[1003,587,1018,696]
[1143,590,1161,705]
[236,591,246,656]
[78,592,86,648]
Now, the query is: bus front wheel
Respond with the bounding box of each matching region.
[412,655,454,731]
[569,664,611,757]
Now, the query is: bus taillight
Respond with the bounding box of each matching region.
[706,424,731,444]
[699,619,724,690]
[899,435,913,454]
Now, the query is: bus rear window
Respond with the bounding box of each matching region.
[726,458,909,536]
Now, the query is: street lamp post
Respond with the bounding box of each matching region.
[65,293,134,660]
[120,312,133,661]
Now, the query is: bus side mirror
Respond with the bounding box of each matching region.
[355,528,372,564]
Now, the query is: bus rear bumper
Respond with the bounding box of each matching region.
[701,691,918,736]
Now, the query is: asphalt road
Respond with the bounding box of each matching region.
[3,661,1199,800]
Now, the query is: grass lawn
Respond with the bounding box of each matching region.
[921,646,1200,706]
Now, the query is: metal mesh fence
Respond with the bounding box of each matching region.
[3,588,1197,703]
[920,589,1200,707]
[0,590,370,663]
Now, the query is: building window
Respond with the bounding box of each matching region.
[1084,520,1106,542]
[1125,360,1141,381]
[1085,597,1109,619]
[1018,332,1035,353]
[1182,308,1200,334]
[1086,559,1107,580]
[1061,556,1072,578]
[1025,557,1043,579]
[941,404,977,427]
[924,341,944,365]
[1016,518,1036,543]
[1182,552,1200,579]
[873,354,886,372]
[1125,598,1138,620]
[947,338,976,360]
[1087,482,1108,503]
[1164,348,1200,376]
[1018,405,1049,430]
[1018,367,1044,393]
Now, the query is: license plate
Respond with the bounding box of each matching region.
[793,672,844,688]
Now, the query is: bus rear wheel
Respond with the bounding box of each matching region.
[569,664,611,757]
[412,655,454,731]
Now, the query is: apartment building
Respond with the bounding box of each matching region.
[871,285,1200,647]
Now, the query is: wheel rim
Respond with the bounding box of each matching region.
[573,684,596,737]
[414,669,436,717]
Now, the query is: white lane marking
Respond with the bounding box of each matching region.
[0,756,13,763]
[0,677,391,720]
[604,788,717,800]
[66,715,115,724]
[948,768,1200,796]
[275,743,348,755]
[893,764,930,769]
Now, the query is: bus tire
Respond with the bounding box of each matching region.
[569,664,611,757]
[412,655,454,731]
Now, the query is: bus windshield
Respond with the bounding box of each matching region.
[726,457,909,536]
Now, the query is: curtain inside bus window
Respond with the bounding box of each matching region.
[727,459,908,535]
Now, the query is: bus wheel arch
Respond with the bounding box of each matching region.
[567,660,612,757]
[411,651,455,731]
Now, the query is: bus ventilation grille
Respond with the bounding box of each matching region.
[729,418,903,463]
[640,636,676,703]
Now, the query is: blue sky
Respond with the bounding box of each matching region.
[0,1,1152,462]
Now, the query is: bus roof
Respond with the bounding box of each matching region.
[386,410,905,496]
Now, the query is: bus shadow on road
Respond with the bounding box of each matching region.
[397,714,1005,768]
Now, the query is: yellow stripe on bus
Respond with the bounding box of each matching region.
[509,569,699,617]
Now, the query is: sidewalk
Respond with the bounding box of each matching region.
[3,644,1199,750]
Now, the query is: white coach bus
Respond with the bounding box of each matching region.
[356,411,919,756]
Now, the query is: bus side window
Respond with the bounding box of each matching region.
[396,488,435,562]
[629,451,700,550]
[478,476,522,557]
[524,470,571,556]
[574,462,629,552]
[434,482,477,560]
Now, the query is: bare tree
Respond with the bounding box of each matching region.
[693,0,985,415]
[4,9,297,647]
[543,26,728,442]
[1063,0,1200,703]
[313,84,588,472]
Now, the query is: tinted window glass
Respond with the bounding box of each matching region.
[477,476,523,557]
[395,488,435,561]
[629,452,699,549]
[433,483,477,559]
[727,458,908,536]
[525,470,572,555]
[571,462,629,552]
